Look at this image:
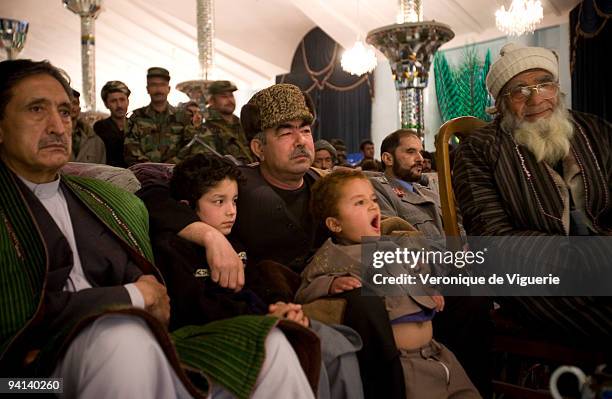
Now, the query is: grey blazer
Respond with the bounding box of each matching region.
[369,173,447,239]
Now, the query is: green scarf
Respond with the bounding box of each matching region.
[0,161,295,398]
[0,161,154,358]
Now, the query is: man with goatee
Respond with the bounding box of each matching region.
[453,43,612,341]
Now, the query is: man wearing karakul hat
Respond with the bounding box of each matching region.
[140,83,404,399]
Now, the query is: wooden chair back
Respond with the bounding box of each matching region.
[434,116,487,240]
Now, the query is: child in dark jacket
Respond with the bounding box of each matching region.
[153,154,309,330]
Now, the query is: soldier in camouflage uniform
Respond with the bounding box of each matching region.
[124,67,197,165]
[204,80,254,163]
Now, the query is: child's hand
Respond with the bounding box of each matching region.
[268,302,310,327]
[432,295,445,312]
[329,276,362,294]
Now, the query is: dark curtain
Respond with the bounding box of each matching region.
[276,28,374,152]
[570,0,612,122]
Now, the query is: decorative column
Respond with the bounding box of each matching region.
[0,18,29,60]
[197,0,214,80]
[177,0,215,109]
[367,0,453,138]
[63,0,103,112]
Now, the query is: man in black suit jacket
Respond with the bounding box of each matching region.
[93,80,131,167]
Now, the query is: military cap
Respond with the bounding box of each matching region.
[147,67,171,81]
[100,80,131,102]
[208,80,237,95]
[241,84,315,142]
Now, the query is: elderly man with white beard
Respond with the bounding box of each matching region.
[453,43,612,342]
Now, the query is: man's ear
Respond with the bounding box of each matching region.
[325,216,342,233]
[251,137,264,161]
[381,152,393,167]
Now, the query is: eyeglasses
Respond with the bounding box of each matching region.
[503,82,559,103]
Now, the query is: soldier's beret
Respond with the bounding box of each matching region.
[147,67,171,81]
[208,80,237,95]
[101,80,131,102]
[240,84,315,142]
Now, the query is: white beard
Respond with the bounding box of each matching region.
[503,105,575,165]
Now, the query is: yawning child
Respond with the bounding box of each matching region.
[297,170,481,399]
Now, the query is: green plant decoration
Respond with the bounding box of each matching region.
[434,47,492,123]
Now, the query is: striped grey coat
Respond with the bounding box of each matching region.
[452,110,612,339]
[453,110,611,236]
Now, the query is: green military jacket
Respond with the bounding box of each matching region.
[124,103,197,165]
[204,108,254,163]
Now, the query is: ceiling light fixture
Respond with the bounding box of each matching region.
[366,0,454,136]
[341,39,377,76]
[495,0,543,36]
[177,0,215,107]
[0,18,29,60]
[63,0,103,112]
[341,0,377,76]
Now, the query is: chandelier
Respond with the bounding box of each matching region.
[341,0,377,76]
[495,0,543,36]
[176,0,215,108]
[341,39,377,76]
[0,18,29,60]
